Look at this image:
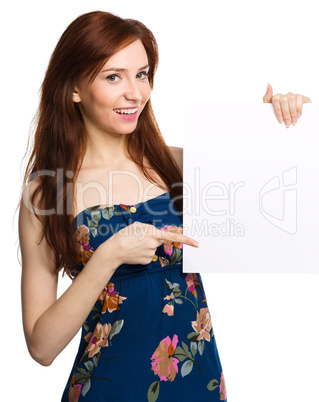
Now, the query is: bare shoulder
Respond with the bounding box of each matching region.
[169,146,183,172]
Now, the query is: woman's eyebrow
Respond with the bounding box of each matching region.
[101,64,149,73]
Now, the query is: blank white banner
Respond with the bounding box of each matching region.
[183,103,319,273]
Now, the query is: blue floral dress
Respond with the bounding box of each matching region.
[61,191,227,401]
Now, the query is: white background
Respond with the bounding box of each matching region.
[2,0,319,401]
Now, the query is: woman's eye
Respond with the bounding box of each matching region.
[137,71,149,80]
[106,74,120,82]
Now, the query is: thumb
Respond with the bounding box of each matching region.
[263,82,273,103]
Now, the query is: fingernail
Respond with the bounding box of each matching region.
[192,241,199,247]
[291,117,297,125]
[285,119,291,127]
[297,112,301,118]
[278,115,283,123]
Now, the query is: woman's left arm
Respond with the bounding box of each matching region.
[263,83,312,127]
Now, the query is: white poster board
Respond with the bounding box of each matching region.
[183,104,319,273]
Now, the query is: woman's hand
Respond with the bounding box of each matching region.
[263,83,312,128]
[102,221,199,266]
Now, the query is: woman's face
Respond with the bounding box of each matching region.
[73,39,151,137]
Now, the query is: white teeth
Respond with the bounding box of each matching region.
[114,107,138,115]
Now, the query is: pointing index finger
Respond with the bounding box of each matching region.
[156,227,199,248]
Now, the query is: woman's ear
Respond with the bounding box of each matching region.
[72,86,81,103]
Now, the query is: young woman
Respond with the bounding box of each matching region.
[18,11,311,402]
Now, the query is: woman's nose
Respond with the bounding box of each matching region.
[124,79,142,102]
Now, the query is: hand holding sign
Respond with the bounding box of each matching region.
[263,83,312,127]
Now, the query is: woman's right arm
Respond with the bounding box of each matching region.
[20,180,198,367]
[19,179,120,367]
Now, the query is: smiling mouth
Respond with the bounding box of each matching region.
[113,107,139,115]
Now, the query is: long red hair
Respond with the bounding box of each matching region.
[18,11,183,277]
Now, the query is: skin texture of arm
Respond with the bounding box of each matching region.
[19,179,120,366]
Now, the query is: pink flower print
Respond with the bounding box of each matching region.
[191,308,213,342]
[160,225,183,256]
[84,322,112,358]
[106,283,118,296]
[162,292,174,316]
[185,273,200,297]
[69,374,83,402]
[219,371,227,400]
[151,335,179,381]
[162,304,174,316]
[81,240,94,251]
[98,282,127,314]
[74,225,94,265]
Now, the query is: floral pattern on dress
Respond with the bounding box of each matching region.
[74,224,95,266]
[219,371,227,400]
[68,281,127,400]
[161,279,183,316]
[151,334,180,381]
[68,200,225,401]
[69,374,82,402]
[185,273,200,298]
[159,256,168,267]
[84,322,112,358]
[147,335,179,401]
[160,225,183,266]
[98,282,127,314]
[160,225,183,255]
[148,276,226,402]
[191,308,213,342]
[84,204,115,237]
